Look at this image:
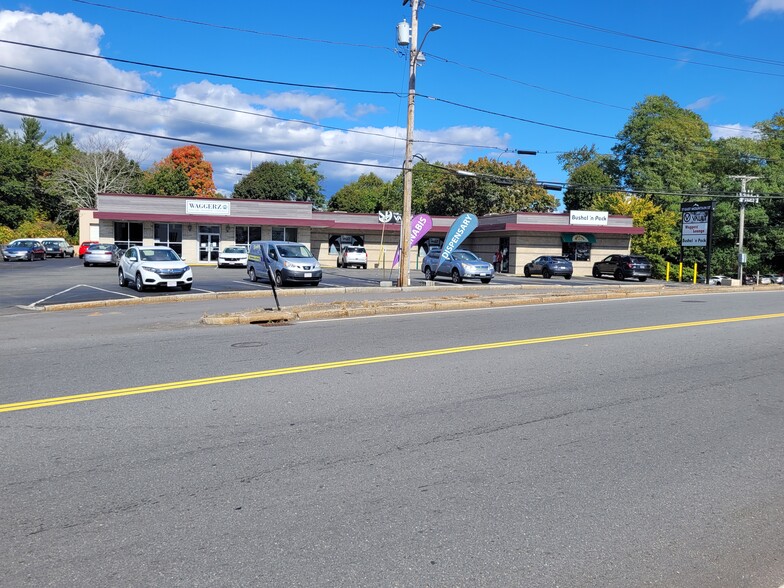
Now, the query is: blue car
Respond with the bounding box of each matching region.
[421,248,495,283]
[524,256,573,279]
[2,239,47,262]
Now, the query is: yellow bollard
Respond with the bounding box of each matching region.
[678,262,683,282]
[693,262,698,283]
[666,262,671,281]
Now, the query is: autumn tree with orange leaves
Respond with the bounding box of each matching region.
[145,145,217,197]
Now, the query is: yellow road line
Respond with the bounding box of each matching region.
[3,312,784,413]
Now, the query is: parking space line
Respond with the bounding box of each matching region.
[29,284,138,307]
[232,280,267,288]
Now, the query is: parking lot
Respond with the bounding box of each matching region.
[0,255,679,315]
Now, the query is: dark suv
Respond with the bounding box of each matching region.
[592,254,652,282]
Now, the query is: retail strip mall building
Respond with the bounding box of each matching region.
[79,193,644,274]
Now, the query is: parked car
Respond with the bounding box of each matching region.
[118,245,193,291]
[42,238,74,257]
[764,274,783,285]
[421,248,494,283]
[708,275,729,285]
[524,256,573,279]
[217,246,248,268]
[247,241,321,287]
[592,254,652,282]
[83,243,122,266]
[337,245,368,269]
[2,239,47,262]
[79,241,99,258]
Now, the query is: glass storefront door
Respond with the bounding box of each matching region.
[198,225,220,262]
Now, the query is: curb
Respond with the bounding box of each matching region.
[199,285,766,325]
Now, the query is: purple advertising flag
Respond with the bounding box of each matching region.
[392,213,432,267]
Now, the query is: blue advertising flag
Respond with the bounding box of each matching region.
[438,213,478,268]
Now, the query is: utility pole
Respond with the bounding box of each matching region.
[397,1,439,287]
[729,175,759,282]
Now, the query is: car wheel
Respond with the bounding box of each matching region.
[337,258,342,268]
[248,267,257,282]
[614,269,624,281]
[542,268,552,279]
[592,266,601,278]
[135,273,145,292]
[565,274,572,280]
[275,271,284,288]
[181,284,192,291]
[524,267,531,277]
[118,270,127,287]
[451,269,462,283]
[639,277,647,282]
[424,267,435,281]
[84,261,90,267]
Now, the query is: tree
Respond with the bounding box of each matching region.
[327,173,388,212]
[48,136,144,212]
[425,157,559,216]
[141,165,193,196]
[590,192,678,277]
[613,95,712,207]
[558,145,618,211]
[233,159,325,208]
[150,145,216,197]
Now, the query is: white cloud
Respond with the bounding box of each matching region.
[686,95,720,111]
[0,9,509,196]
[709,123,760,139]
[255,92,347,120]
[0,10,148,96]
[747,0,784,18]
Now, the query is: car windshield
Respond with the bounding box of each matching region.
[139,248,179,261]
[345,247,364,253]
[12,240,38,247]
[278,245,312,258]
[90,244,114,251]
[43,241,59,246]
[452,251,480,261]
[224,247,247,254]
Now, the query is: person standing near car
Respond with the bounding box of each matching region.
[494,249,503,272]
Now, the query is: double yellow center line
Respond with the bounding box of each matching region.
[3,312,783,413]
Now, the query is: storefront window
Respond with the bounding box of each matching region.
[562,242,592,261]
[328,235,365,255]
[271,227,297,242]
[235,226,262,245]
[154,223,183,255]
[114,222,143,249]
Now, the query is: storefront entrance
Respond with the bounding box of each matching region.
[198,225,220,262]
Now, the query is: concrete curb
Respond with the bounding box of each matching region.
[199,284,774,325]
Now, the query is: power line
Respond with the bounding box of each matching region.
[0,64,509,152]
[0,107,405,172]
[0,38,402,96]
[474,0,784,68]
[71,0,395,53]
[429,4,784,78]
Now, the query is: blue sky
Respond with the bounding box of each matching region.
[1,0,783,203]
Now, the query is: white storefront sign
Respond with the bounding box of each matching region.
[569,210,608,225]
[186,199,231,216]
[681,209,709,247]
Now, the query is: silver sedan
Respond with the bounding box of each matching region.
[83,243,122,267]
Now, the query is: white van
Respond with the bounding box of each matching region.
[247,241,322,287]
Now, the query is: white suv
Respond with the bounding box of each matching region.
[118,246,193,291]
[337,245,367,269]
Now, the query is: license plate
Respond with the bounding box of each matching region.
[304,272,312,278]
[479,273,487,276]
[167,281,177,287]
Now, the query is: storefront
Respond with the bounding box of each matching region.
[80,194,643,274]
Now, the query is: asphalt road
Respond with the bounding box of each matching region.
[2,289,784,586]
